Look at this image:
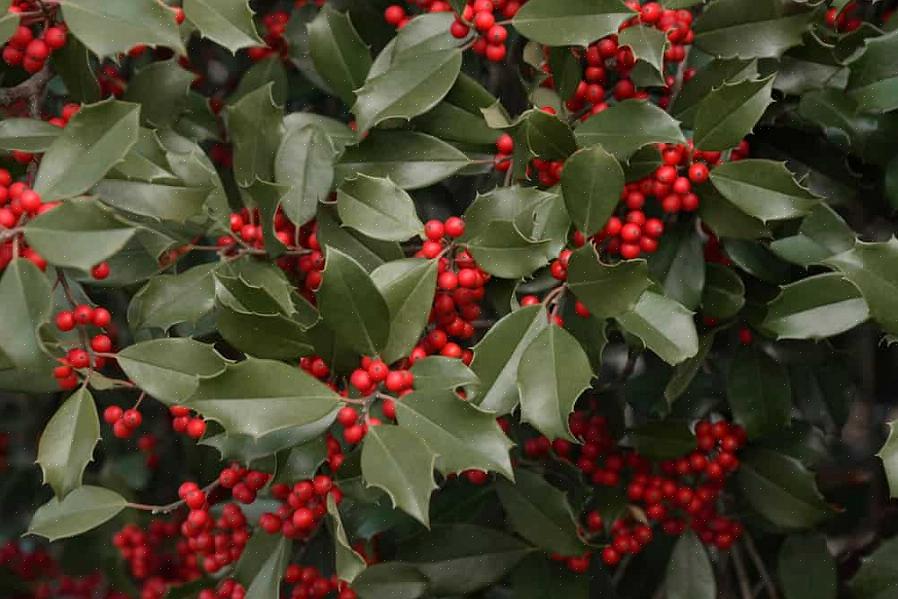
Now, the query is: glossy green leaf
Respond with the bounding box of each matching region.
[847,535,898,599]
[725,239,792,284]
[470,305,549,415]
[37,387,99,499]
[183,0,263,53]
[770,204,856,267]
[28,486,127,542]
[560,145,625,236]
[877,421,898,499]
[496,469,585,555]
[336,174,424,242]
[371,258,438,364]
[233,531,290,599]
[692,0,812,60]
[52,37,101,104]
[671,58,758,126]
[34,99,140,200]
[117,338,228,405]
[123,60,194,128]
[664,332,714,403]
[847,29,898,113]
[244,179,289,257]
[693,76,775,151]
[309,5,372,105]
[567,245,652,319]
[710,159,818,222]
[778,534,837,599]
[413,101,498,145]
[362,424,438,526]
[351,562,428,599]
[697,185,769,240]
[0,118,62,152]
[465,220,552,279]
[283,112,357,151]
[227,83,282,187]
[521,109,578,161]
[616,291,699,365]
[701,263,745,319]
[410,356,479,391]
[512,0,635,47]
[396,389,514,479]
[61,0,185,58]
[648,223,705,310]
[618,26,667,86]
[129,263,217,331]
[824,239,898,336]
[727,346,791,438]
[574,99,685,159]
[666,531,715,599]
[517,325,593,442]
[328,495,367,583]
[317,207,404,272]
[762,273,868,340]
[96,179,209,224]
[627,420,696,460]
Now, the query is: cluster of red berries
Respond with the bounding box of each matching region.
[824,2,863,31]
[248,11,291,62]
[179,483,253,574]
[449,0,523,62]
[0,175,58,272]
[169,405,208,440]
[97,63,127,98]
[53,304,113,389]
[283,564,357,599]
[218,463,271,504]
[2,20,67,74]
[137,433,161,469]
[198,578,245,599]
[259,475,342,539]
[103,404,143,439]
[493,132,514,172]
[10,103,80,165]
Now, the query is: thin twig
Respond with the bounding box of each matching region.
[127,480,220,515]
[742,534,779,599]
[731,543,754,599]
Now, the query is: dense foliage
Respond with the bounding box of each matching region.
[2,0,898,597]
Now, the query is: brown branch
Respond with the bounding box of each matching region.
[0,64,52,106]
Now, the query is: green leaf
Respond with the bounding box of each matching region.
[671,58,758,127]
[567,245,652,319]
[216,304,315,360]
[396,389,514,479]
[574,99,685,160]
[770,204,856,267]
[328,495,367,583]
[616,291,699,365]
[665,531,715,599]
[337,175,424,242]
[351,563,428,599]
[727,346,791,438]
[847,30,898,113]
[227,83,282,187]
[627,420,696,460]
[397,524,531,596]
[187,358,340,438]
[848,536,898,599]
[284,112,357,151]
[701,263,745,320]
[96,180,209,224]
[877,421,898,499]
[309,5,372,105]
[413,101,498,145]
[618,26,667,86]
[778,534,837,599]
[206,414,333,465]
[129,263,217,331]
[317,207,404,272]
[664,332,714,404]
[709,159,819,222]
[762,273,868,340]
[117,338,228,405]
[470,305,549,415]
[693,76,775,151]
[410,356,479,391]
[317,247,391,356]
[519,109,578,161]
[28,486,127,542]
[233,531,290,599]
[737,448,832,529]
[697,185,769,240]
[23,199,136,272]
[0,1,17,46]
[37,387,100,499]
[547,47,583,101]
[353,47,462,134]
[274,437,329,483]
[274,125,336,227]
[823,239,898,336]
[183,0,263,53]
[512,0,635,47]
[464,221,552,279]
[517,325,593,442]
[34,99,140,200]
[61,0,185,58]
[692,0,811,60]
[511,554,588,599]
[371,258,438,364]
[335,131,469,190]
[362,424,438,526]
[123,60,194,128]
[0,118,62,152]
[648,223,705,310]
[51,36,100,104]
[560,145,625,236]
[496,469,585,556]
[725,239,792,284]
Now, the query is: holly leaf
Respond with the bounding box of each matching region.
[36,387,100,499]
[410,357,479,392]
[847,29,898,113]
[186,358,340,438]
[61,0,185,58]
[692,0,812,60]
[362,424,438,527]
[0,118,62,152]
[693,76,775,151]
[227,82,282,187]
[770,204,856,267]
[336,175,424,242]
[762,273,868,340]
[34,99,140,200]
[517,325,593,442]
[697,185,769,240]
[560,145,625,236]
[317,207,404,272]
[727,346,791,438]
[308,5,372,105]
[626,420,696,460]
[666,532,715,599]
[849,536,898,599]
[123,60,195,128]
[737,448,833,529]
[496,469,586,556]
[353,47,462,134]
[335,131,470,190]
[396,389,514,479]
[618,26,667,87]
[274,125,337,227]
[117,338,228,405]
[778,534,837,599]
[96,179,210,224]
[574,99,685,160]
[823,239,898,336]
[23,199,136,272]
[128,263,218,331]
[52,37,101,104]
[464,221,552,280]
[414,100,499,145]
[470,305,549,415]
[371,258,438,364]
[701,263,745,320]
[183,0,263,53]
[664,332,715,404]
[616,291,699,365]
[567,245,652,319]
[709,159,819,222]
[877,421,898,499]
[512,0,635,47]
[648,223,705,310]
[671,58,758,127]
[351,563,428,599]
[28,486,127,542]
[233,531,291,598]
[317,247,391,356]
[328,495,367,583]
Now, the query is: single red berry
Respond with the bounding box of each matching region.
[122,409,143,429]
[738,327,753,345]
[44,27,67,49]
[55,311,75,331]
[292,507,315,529]
[186,418,207,439]
[103,405,123,424]
[444,217,465,237]
[73,304,93,325]
[90,334,112,353]
[337,407,358,427]
[384,5,406,25]
[424,219,445,241]
[25,39,49,61]
[688,162,709,183]
[496,133,514,155]
[91,307,112,328]
[91,262,110,280]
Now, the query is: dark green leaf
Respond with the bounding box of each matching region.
[627,420,696,460]
[617,291,699,365]
[465,220,552,279]
[762,273,868,340]
[37,387,100,499]
[847,29,898,113]
[725,239,792,284]
[770,204,855,268]
[61,0,185,58]
[309,5,372,105]
[823,239,898,336]
[664,332,714,404]
[233,531,290,598]
[574,99,685,159]
[129,263,217,331]
[317,207,404,272]
[96,180,209,224]
[567,245,652,319]
[693,76,775,151]
[244,179,289,257]
[351,562,428,599]
[847,536,898,599]
[117,338,227,405]
[0,118,62,152]
[727,346,791,438]
[413,101,498,145]
[710,159,819,222]
[648,223,705,310]
[560,145,625,236]
[371,258,438,364]
[123,60,195,128]
[697,185,769,240]
[512,0,635,47]
[701,263,745,319]
[227,83,282,187]
[510,554,588,599]
[778,534,837,599]
[51,37,101,104]
[671,58,758,127]
[666,531,715,599]
[692,0,812,60]
[410,356,479,391]
[328,495,367,583]
[183,0,263,53]
[618,26,667,86]
[336,174,424,242]
[28,486,127,542]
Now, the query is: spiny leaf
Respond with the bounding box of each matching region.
[36,387,100,499]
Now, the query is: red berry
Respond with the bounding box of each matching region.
[91,307,112,328]
[55,311,75,331]
[103,405,123,424]
[73,304,93,325]
[444,217,465,237]
[122,409,142,429]
[337,407,358,427]
[384,5,406,25]
[496,133,514,154]
[349,368,372,392]
[44,27,67,49]
[186,418,207,439]
[25,39,49,61]
[91,262,110,280]
[688,162,709,183]
[424,219,445,241]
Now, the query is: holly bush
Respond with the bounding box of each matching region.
[3,0,898,597]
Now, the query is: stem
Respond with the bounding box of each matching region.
[742,534,779,599]
[127,480,220,515]
[0,63,52,105]
[731,543,754,599]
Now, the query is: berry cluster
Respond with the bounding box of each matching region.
[218,464,271,505]
[824,2,863,31]
[53,304,113,389]
[2,20,67,74]
[0,175,60,272]
[248,11,291,62]
[137,433,160,469]
[283,564,357,599]
[198,579,245,599]
[10,102,80,165]
[259,475,342,539]
[169,405,208,440]
[179,485,252,575]
[103,404,143,439]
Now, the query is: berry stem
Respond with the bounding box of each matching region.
[127,480,220,515]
